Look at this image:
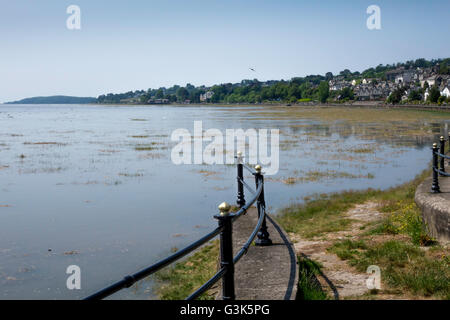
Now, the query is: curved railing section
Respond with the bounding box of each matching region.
[431,135,450,193]
[84,152,272,300]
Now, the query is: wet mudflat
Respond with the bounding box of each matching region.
[0,104,449,299]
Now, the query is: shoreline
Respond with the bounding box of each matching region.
[2,102,450,112]
[72,102,450,112]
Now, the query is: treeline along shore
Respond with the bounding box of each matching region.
[95,57,450,107]
[5,57,450,107]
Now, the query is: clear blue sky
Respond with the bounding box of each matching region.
[0,0,449,102]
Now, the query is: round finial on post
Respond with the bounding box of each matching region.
[236,151,243,164]
[440,136,445,141]
[433,143,438,148]
[255,165,262,174]
[218,202,231,216]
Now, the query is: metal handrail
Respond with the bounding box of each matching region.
[233,204,266,264]
[434,151,450,160]
[243,163,256,174]
[434,167,450,177]
[84,226,223,300]
[238,176,256,196]
[232,182,263,221]
[84,158,270,301]
[187,201,268,301]
[431,135,450,193]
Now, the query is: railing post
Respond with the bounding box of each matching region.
[215,202,235,300]
[253,165,272,246]
[448,132,450,150]
[236,151,246,208]
[432,143,441,193]
[440,136,446,175]
[448,132,450,151]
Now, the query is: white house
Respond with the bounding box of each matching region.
[395,71,415,85]
[395,75,404,84]
[441,87,450,98]
[422,76,436,88]
[329,81,349,91]
[424,88,430,101]
[200,91,214,102]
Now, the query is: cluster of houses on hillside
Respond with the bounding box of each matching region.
[107,63,449,105]
[199,91,214,102]
[147,98,170,104]
[329,65,450,102]
[145,91,214,104]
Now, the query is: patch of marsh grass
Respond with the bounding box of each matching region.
[118,172,143,177]
[278,170,375,185]
[297,256,329,300]
[364,170,435,246]
[134,142,165,151]
[337,147,376,154]
[23,142,68,146]
[154,241,219,300]
[336,240,450,299]
[277,189,380,238]
[278,169,432,241]
[328,239,368,261]
[279,168,449,298]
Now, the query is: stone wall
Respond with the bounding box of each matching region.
[415,176,450,243]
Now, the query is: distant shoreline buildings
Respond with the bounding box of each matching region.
[199,91,214,102]
[330,65,450,102]
[93,58,450,105]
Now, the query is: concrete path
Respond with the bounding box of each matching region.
[229,207,298,300]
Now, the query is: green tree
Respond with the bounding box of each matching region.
[387,88,404,104]
[167,94,177,103]
[287,84,301,100]
[414,58,428,68]
[155,89,164,99]
[176,87,189,102]
[439,62,449,75]
[339,69,352,79]
[429,86,441,103]
[339,87,354,100]
[408,90,422,101]
[317,81,330,103]
[140,94,149,104]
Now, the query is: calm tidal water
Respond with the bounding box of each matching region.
[0,104,448,299]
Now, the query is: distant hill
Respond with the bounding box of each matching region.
[5,96,97,104]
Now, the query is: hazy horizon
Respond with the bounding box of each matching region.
[1,0,449,102]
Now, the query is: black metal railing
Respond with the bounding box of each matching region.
[84,152,272,300]
[431,134,450,193]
